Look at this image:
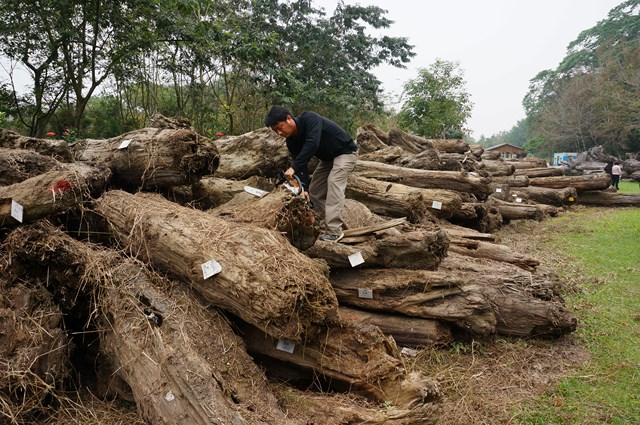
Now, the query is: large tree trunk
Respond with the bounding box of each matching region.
[354,160,492,197]
[487,197,545,222]
[3,222,289,425]
[211,127,290,179]
[0,128,73,161]
[71,127,219,191]
[0,147,61,186]
[491,174,530,187]
[427,138,469,154]
[240,317,441,409]
[514,167,564,178]
[576,190,640,206]
[92,190,338,342]
[482,160,516,176]
[346,174,463,221]
[338,306,453,347]
[0,162,110,227]
[512,186,577,206]
[359,145,405,164]
[330,268,496,335]
[528,173,611,191]
[188,175,273,209]
[305,222,449,270]
[447,237,540,270]
[386,129,432,153]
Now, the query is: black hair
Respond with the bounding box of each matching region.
[265,106,291,127]
[614,161,620,165]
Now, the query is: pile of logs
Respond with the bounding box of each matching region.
[0,117,588,424]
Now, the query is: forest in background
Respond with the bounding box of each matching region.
[0,0,638,160]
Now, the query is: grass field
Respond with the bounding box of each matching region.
[618,180,640,194]
[514,206,640,424]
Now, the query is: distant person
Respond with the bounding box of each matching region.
[604,160,613,176]
[265,106,358,242]
[611,161,623,190]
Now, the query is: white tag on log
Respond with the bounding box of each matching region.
[495,188,502,193]
[348,251,365,267]
[357,288,373,299]
[515,197,523,203]
[243,186,268,197]
[431,200,443,210]
[165,391,175,402]
[276,339,296,354]
[201,259,222,279]
[117,139,132,149]
[512,193,518,197]
[400,347,419,357]
[11,200,23,223]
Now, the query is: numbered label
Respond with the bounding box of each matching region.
[495,188,502,193]
[357,288,373,299]
[244,186,268,197]
[515,197,523,203]
[431,200,443,210]
[118,139,132,149]
[11,200,23,223]
[201,259,222,279]
[276,339,296,353]
[348,251,365,267]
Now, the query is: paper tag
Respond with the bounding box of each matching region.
[165,391,175,402]
[400,347,418,357]
[348,251,365,267]
[515,197,522,203]
[118,139,132,149]
[11,200,23,223]
[431,200,443,210]
[244,186,268,197]
[357,288,373,299]
[512,193,518,197]
[201,259,222,279]
[276,339,296,354]
[495,188,502,193]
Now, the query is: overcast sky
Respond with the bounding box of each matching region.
[316,0,624,138]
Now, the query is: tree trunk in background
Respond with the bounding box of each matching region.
[528,173,611,191]
[0,128,73,161]
[0,148,61,185]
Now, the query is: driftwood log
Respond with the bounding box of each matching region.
[0,148,60,186]
[576,191,640,207]
[386,129,432,154]
[512,186,577,207]
[427,139,469,154]
[0,128,73,161]
[71,127,219,191]
[92,190,337,342]
[482,160,516,176]
[528,173,611,192]
[488,197,545,222]
[3,222,287,425]
[514,167,564,178]
[447,236,540,270]
[359,145,405,164]
[491,174,530,187]
[0,162,111,228]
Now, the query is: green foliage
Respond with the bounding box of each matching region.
[397,59,473,138]
[477,119,531,148]
[514,207,640,424]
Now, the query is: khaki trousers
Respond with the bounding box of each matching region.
[309,153,357,235]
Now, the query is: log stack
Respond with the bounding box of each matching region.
[0,118,586,424]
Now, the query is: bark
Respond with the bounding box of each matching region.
[330,268,495,335]
[71,127,219,191]
[487,197,545,222]
[354,160,492,197]
[468,144,484,158]
[427,139,469,154]
[512,186,577,207]
[482,160,516,176]
[210,188,319,251]
[387,129,432,153]
[359,145,405,163]
[211,127,290,179]
[514,167,564,178]
[240,317,441,408]
[191,175,276,209]
[3,223,288,425]
[441,223,501,243]
[576,191,640,207]
[0,128,73,161]
[0,162,111,227]
[447,202,499,233]
[447,237,540,271]
[528,173,611,192]
[491,174,530,187]
[305,222,449,270]
[355,130,389,154]
[397,149,450,171]
[345,174,464,221]
[0,147,60,186]
[92,190,338,342]
[481,150,501,160]
[356,124,389,142]
[505,157,549,169]
[338,306,453,347]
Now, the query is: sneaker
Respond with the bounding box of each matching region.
[319,232,344,242]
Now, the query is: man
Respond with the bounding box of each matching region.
[265,106,357,242]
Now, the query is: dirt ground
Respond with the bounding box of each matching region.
[412,214,591,425]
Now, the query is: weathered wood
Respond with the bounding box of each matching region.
[397,149,450,170]
[359,145,405,163]
[305,222,449,270]
[240,317,441,408]
[0,147,60,185]
[505,157,549,169]
[189,175,273,209]
[211,127,290,179]
[447,237,540,271]
[488,197,545,222]
[342,217,407,238]
[356,124,389,142]
[514,166,564,178]
[576,190,640,207]
[330,268,495,335]
[338,306,453,347]
[3,222,287,425]
[482,159,516,176]
[92,190,338,342]
[354,160,492,197]
[0,128,73,161]
[427,138,469,154]
[72,127,219,191]
[346,174,464,221]
[355,129,389,154]
[491,174,530,187]
[387,129,432,153]
[528,173,611,192]
[441,223,500,243]
[513,186,577,207]
[0,162,111,227]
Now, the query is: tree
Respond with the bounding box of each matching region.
[397,59,473,138]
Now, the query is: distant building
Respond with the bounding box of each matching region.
[552,152,578,166]
[485,143,526,159]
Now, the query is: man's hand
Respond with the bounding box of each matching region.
[284,167,295,177]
